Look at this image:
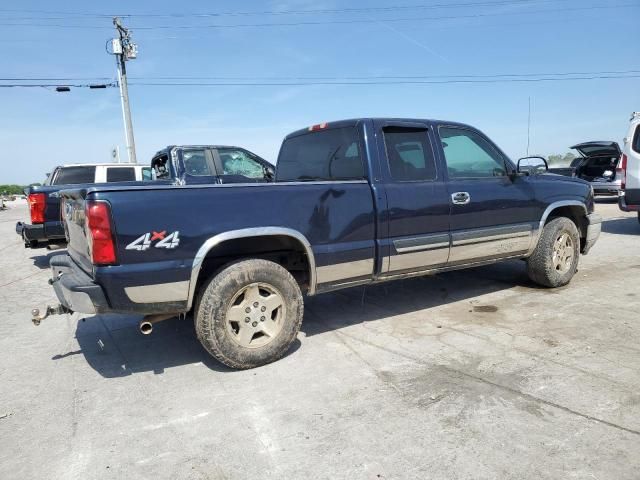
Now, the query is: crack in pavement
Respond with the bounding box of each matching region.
[332,328,640,437]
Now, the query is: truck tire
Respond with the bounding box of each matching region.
[526,217,580,288]
[195,259,304,369]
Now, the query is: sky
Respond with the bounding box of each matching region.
[1,0,639,184]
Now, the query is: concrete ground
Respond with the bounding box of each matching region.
[0,198,639,480]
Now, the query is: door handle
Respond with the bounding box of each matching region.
[451,191,471,205]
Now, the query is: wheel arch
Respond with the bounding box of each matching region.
[187,227,316,310]
[527,200,588,255]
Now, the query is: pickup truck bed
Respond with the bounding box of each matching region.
[43,118,601,369]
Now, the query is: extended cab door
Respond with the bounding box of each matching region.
[375,121,451,276]
[178,148,220,184]
[436,125,538,265]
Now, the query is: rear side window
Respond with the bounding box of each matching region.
[152,154,170,179]
[277,127,365,182]
[142,167,153,181]
[53,166,96,185]
[106,167,136,182]
[384,127,436,181]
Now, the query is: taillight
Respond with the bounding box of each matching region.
[619,153,628,190]
[86,201,116,265]
[28,193,46,224]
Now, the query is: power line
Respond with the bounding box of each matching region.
[0,83,116,88]
[1,74,636,89]
[131,69,640,80]
[0,3,636,29]
[0,0,573,19]
[126,74,640,86]
[3,69,640,83]
[0,77,113,81]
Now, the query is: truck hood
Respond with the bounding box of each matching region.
[570,141,620,158]
[540,171,591,186]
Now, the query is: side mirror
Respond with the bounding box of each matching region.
[517,156,548,175]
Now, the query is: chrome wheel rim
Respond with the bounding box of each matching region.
[225,283,285,349]
[552,232,574,274]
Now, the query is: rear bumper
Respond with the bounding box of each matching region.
[591,180,621,196]
[16,221,66,247]
[50,255,109,315]
[17,222,44,242]
[582,213,602,255]
[619,191,640,212]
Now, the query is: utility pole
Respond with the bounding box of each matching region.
[526,96,531,156]
[111,17,138,164]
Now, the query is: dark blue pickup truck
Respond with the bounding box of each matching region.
[40,119,601,369]
[17,145,274,248]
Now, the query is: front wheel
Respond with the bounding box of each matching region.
[526,217,580,288]
[195,259,304,369]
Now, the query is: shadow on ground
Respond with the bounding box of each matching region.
[67,313,301,378]
[61,260,534,378]
[30,250,66,269]
[302,259,537,337]
[601,217,639,235]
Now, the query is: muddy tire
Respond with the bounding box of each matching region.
[526,217,580,288]
[195,259,304,369]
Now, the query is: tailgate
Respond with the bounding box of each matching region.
[27,185,63,223]
[60,189,94,275]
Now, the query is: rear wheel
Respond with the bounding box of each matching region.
[195,259,304,369]
[526,217,580,288]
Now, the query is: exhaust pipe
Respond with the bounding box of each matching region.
[138,313,178,335]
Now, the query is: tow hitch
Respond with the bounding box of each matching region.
[31,304,71,326]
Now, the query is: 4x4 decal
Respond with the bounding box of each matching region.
[126,231,180,251]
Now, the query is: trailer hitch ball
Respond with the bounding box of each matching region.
[31,304,70,326]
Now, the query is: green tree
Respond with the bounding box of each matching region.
[0,185,27,195]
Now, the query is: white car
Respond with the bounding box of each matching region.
[619,112,640,222]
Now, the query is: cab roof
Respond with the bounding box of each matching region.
[284,118,474,139]
[58,163,147,168]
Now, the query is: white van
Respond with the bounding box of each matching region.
[619,112,640,222]
[46,163,152,185]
